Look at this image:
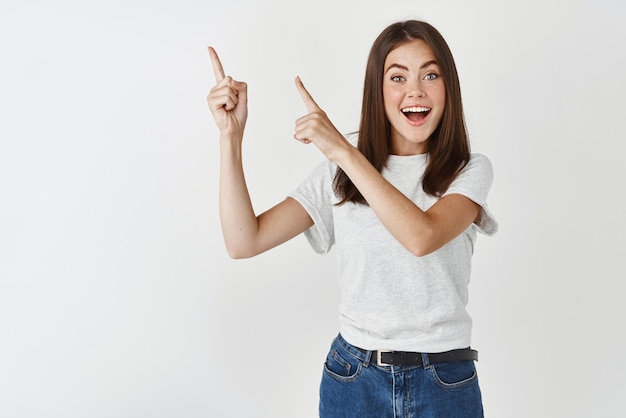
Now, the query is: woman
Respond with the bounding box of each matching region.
[207,19,497,418]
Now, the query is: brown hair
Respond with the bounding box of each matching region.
[334,20,470,204]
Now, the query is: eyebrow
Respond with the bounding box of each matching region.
[384,60,439,74]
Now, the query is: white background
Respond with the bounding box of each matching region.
[1,0,624,417]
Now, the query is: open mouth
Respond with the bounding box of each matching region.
[401,106,431,123]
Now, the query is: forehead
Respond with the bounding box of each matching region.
[384,39,437,69]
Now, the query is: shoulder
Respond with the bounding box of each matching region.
[467,153,492,168]
[462,153,494,178]
[295,157,337,192]
[446,153,494,192]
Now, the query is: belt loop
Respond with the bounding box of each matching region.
[421,352,431,368]
[363,350,373,366]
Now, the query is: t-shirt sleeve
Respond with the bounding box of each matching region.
[444,153,498,235]
[288,159,337,254]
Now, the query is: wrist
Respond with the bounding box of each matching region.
[219,134,244,158]
[332,141,360,169]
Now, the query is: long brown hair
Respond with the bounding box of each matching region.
[334,20,470,204]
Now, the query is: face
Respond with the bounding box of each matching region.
[382,39,446,155]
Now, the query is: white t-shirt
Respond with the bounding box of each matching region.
[289,143,498,353]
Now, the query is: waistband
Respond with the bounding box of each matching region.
[336,333,478,367]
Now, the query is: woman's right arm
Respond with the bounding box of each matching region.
[207,47,313,259]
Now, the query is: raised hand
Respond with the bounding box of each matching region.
[206,47,248,137]
[294,76,351,162]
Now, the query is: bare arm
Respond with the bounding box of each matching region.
[333,149,479,256]
[208,48,313,258]
[293,77,479,257]
[219,138,312,258]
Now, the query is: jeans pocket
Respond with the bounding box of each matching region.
[428,360,478,390]
[323,346,363,383]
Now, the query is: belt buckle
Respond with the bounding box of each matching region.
[376,350,392,366]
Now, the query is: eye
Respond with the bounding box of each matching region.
[424,72,439,81]
[391,75,405,82]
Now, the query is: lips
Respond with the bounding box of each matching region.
[401,106,431,124]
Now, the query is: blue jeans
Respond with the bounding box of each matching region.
[319,334,484,418]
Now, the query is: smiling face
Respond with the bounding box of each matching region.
[383,39,446,155]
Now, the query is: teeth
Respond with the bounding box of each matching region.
[402,106,431,113]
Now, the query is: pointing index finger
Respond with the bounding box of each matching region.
[208,46,225,82]
[295,76,321,113]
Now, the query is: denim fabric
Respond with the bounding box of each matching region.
[319,334,484,418]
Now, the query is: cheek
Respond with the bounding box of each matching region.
[429,86,446,124]
[433,84,446,107]
[382,87,402,111]
[433,110,444,128]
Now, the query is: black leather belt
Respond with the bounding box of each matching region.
[373,348,478,367]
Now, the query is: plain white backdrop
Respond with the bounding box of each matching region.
[1,0,624,417]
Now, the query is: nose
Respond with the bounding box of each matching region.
[407,79,425,98]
